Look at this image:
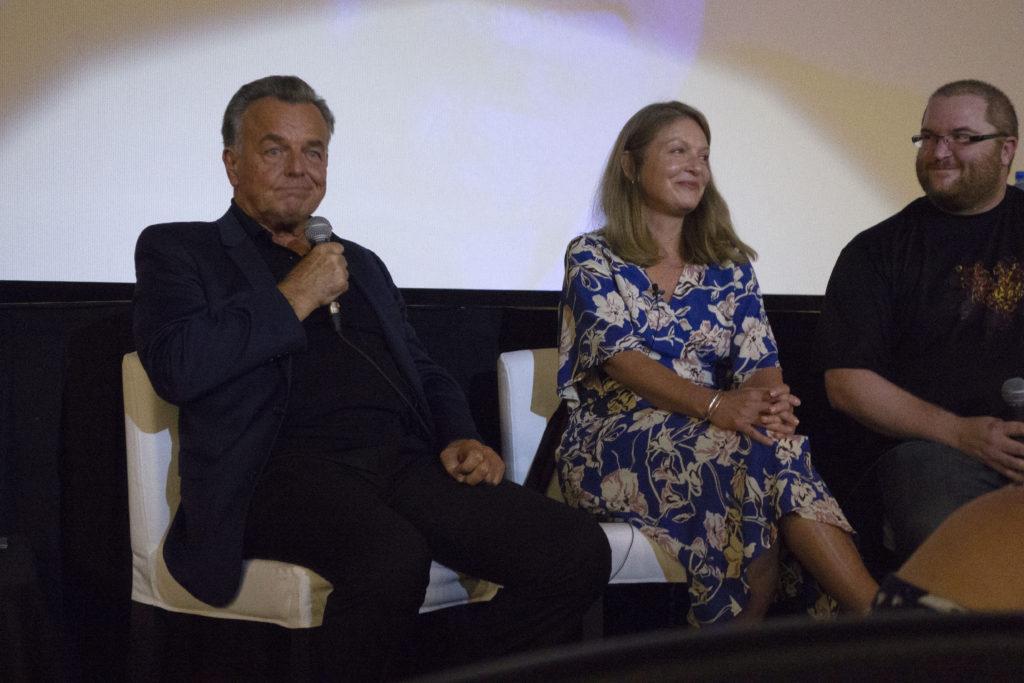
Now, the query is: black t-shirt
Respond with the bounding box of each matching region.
[229,203,425,467]
[817,186,1024,419]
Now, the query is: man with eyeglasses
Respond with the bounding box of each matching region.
[815,79,1022,569]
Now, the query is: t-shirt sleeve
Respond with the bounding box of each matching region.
[816,235,895,377]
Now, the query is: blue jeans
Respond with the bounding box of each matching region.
[877,440,1011,563]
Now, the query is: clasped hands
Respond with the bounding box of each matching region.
[709,385,801,447]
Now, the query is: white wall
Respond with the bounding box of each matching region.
[2,0,1022,293]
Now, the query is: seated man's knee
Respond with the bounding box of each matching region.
[878,443,958,561]
[332,531,433,616]
[381,536,434,611]
[581,520,612,590]
[551,511,612,596]
[878,441,943,478]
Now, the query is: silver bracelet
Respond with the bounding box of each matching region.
[704,390,723,421]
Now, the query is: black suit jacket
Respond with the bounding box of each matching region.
[133,208,479,606]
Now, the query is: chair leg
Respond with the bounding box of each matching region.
[128,602,163,682]
[129,602,317,682]
[288,627,317,682]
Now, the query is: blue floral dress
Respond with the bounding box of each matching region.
[556,232,851,625]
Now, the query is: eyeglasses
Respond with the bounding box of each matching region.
[911,132,1008,149]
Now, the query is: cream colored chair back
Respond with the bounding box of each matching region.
[496,348,560,485]
[496,348,686,584]
[123,351,331,628]
[123,352,496,625]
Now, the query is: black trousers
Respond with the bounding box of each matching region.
[243,448,610,681]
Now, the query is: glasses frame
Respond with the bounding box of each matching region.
[911,132,1009,149]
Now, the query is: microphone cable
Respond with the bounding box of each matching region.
[329,322,433,438]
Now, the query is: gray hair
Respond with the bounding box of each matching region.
[221,75,335,148]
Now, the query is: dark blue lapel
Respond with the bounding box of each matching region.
[343,241,431,417]
[215,210,278,291]
[214,209,291,382]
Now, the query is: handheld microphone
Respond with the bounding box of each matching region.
[304,216,342,332]
[1002,377,1024,422]
[304,217,431,435]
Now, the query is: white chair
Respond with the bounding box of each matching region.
[123,351,496,632]
[497,348,686,584]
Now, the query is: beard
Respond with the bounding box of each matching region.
[916,146,1006,214]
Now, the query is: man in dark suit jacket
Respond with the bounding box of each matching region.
[133,75,609,681]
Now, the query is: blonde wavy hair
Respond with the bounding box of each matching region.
[598,101,755,267]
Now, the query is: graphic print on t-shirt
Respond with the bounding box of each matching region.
[955,257,1024,329]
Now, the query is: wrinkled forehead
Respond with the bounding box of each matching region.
[238,98,332,147]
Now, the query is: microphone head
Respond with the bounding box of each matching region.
[1002,377,1024,407]
[304,216,333,245]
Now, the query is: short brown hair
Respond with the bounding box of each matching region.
[929,79,1018,138]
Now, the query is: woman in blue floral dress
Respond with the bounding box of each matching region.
[556,101,878,625]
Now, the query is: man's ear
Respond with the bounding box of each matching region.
[222,147,240,188]
[1001,136,1018,170]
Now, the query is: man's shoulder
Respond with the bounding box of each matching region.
[843,197,931,251]
[141,219,219,235]
[140,209,234,240]
[868,196,933,233]
[999,184,1024,214]
[849,188,1023,252]
[137,219,224,250]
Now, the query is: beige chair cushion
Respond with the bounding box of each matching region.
[496,348,687,585]
[123,352,495,629]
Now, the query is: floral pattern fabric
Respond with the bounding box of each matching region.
[556,232,851,625]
